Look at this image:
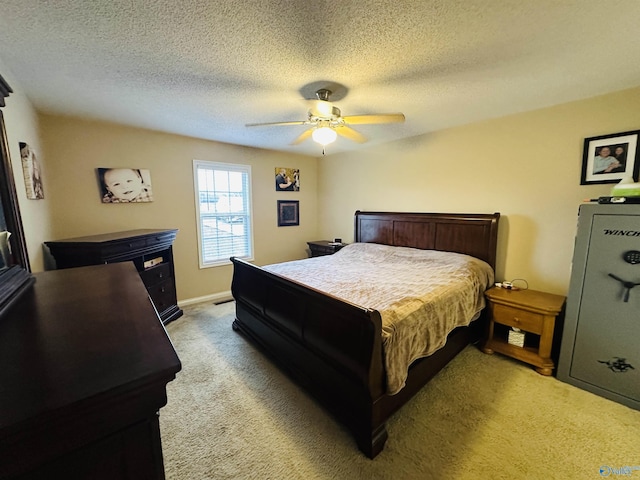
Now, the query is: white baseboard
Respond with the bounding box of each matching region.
[178,290,233,307]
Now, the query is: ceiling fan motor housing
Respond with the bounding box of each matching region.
[309,104,341,122]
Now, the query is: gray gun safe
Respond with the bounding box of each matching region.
[557,203,639,410]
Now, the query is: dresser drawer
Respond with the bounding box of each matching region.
[146,232,175,247]
[147,278,177,314]
[491,303,544,334]
[100,239,148,259]
[139,263,171,287]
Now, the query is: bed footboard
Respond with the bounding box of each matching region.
[230,257,388,457]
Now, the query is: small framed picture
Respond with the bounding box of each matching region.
[19,142,44,199]
[277,200,299,226]
[580,130,640,185]
[275,167,300,191]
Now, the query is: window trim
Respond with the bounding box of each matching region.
[193,159,254,268]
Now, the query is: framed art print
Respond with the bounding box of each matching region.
[580,130,640,185]
[277,200,299,226]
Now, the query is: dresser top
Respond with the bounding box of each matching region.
[0,263,182,431]
[45,228,177,245]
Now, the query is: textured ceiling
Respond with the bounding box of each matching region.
[1,1,639,156]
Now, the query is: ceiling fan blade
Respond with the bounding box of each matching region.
[290,128,313,145]
[342,113,405,125]
[245,120,307,127]
[335,125,367,143]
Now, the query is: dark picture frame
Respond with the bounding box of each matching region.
[580,130,640,185]
[0,77,35,319]
[277,200,299,227]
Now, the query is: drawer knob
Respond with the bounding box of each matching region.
[513,317,521,323]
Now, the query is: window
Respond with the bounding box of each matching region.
[193,160,253,267]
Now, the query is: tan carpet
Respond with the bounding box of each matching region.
[160,301,640,480]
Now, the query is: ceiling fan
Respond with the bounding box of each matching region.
[245,88,405,152]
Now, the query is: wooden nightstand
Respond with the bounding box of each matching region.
[482,287,565,375]
[307,240,346,257]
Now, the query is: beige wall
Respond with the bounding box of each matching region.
[0,60,53,273]
[317,86,640,296]
[39,115,317,302]
[5,66,640,301]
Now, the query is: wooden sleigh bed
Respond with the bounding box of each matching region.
[231,211,500,458]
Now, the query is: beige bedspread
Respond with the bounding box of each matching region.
[264,243,494,395]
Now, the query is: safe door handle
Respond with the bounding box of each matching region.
[608,273,640,302]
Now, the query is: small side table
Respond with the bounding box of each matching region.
[481,287,565,375]
[307,240,346,258]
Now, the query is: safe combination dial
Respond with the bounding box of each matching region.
[623,250,640,265]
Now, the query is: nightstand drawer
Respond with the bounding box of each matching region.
[491,303,544,334]
[307,240,346,258]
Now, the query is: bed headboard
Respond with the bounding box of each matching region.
[354,211,500,270]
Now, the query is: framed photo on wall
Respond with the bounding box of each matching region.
[277,200,299,226]
[97,167,154,203]
[275,167,300,191]
[580,130,640,185]
[19,142,44,199]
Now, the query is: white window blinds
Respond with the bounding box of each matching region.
[193,160,253,267]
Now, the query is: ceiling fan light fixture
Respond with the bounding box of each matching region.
[312,126,337,146]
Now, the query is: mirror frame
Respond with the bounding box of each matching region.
[0,74,35,317]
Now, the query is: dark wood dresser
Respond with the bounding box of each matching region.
[0,263,181,479]
[45,229,182,324]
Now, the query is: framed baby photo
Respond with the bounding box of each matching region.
[580,130,640,185]
[97,167,154,203]
[277,200,299,227]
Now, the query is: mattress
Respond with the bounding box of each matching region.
[264,242,494,394]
